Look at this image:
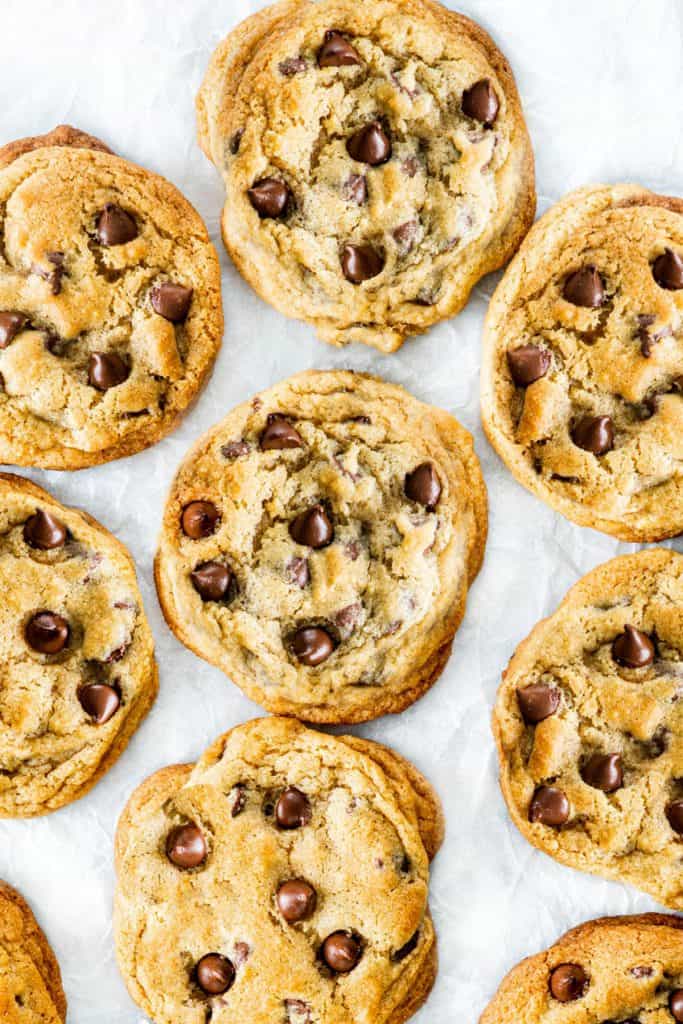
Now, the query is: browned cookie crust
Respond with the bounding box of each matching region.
[0,123,113,170]
[0,880,66,1022]
[480,914,683,1024]
[114,717,442,1024]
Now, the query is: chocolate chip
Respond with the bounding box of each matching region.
[630,965,653,978]
[285,999,311,1023]
[279,56,307,76]
[666,800,683,835]
[233,942,250,966]
[289,504,334,548]
[347,121,391,166]
[653,249,683,290]
[95,203,138,246]
[291,626,335,666]
[78,683,120,724]
[260,414,302,451]
[248,178,291,218]
[23,509,67,550]
[333,603,362,638]
[461,79,499,126]
[581,752,623,793]
[671,991,683,1022]
[563,266,605,307]
[0,311,28,349]
[341,244,384,283]
[230,784,247,818]
[195,954,235,996]
[393,220,420,256]
[88,352,129,391]
[404,463,441,510]
[343,174,367,205]
[25,612,69,654]
[275,787,311,829]
[507,345,551,387]
[277,880,317,923]
[230,130,244,155]
[517,684,560,723]
[150,282,193,322]
[181,501,220,539]
[33,252,65,295]
[221,440,250,460]
[392,931,420,962]
[318,30,360,67]
[166,823,207,869]
[321,932,362,974]
[572,415,614,455]
[549,964,588,1002]
[190,562,232,601]
[286,557,310,588]
[529,786,570,826]
[612,625,655,668]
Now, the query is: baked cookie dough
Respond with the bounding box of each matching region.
[0,472,157,816]
[0,124,222,468]
[155,370,487,723]
[482,183,683,541]
[114,716,444,1024]
[197,0,535,352]
[480,914,683,1024]
[0,879,66,1023]
[493,549,683,908]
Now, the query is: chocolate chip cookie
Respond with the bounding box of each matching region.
[0,126,222,468]
[480,914,683,1024]
[155,370,487,723]
[0,879,66,1022]
[481,184,683,541]
[0,473,157,816]
[493,548,683,908]
[197,0,535,352]
[114,716,443,1024]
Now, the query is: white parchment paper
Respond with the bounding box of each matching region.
[1,1,683,1020]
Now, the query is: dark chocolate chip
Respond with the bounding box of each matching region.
[277,880,317,923]
[529,786,570,826]
[612,625,655,668]
[393,220,420,255]
[666,800,683,835]
[461,79,499,126]
[653,249,683,290]
[318,30,361,67]
[275,787,312,829]
[248,178,291,218]
[549,963,588,1002]
[150,282,193,322]
[321,932,362,974]
[392,931,420,962]
[25,612,70,654]
[671,991,683,1023]
[190,562,232,601]
[404,463,441,510]
[95,203,138,246]
[279,56,307,76]
[0,312,28,349]
[563,266,605,307]
[78,682,120,724]
[572,415,614,455]
[230,130,244,155]
[23,509,67,550]
[231,784,247,818]
[195,954,235,996]
[289,504,334,548]
[166,823,208,869]
[343,174,367,205]
[181,501,220,539]
[260,414,302,451]
[581,752,623,793]
[346,121,392,166]
[221,440,251,460]
[517,684,560,724]
[33,252,65,295]
[286,557,310,588]
[507,345,551,387]
[291,626,335,666]
[341,243,384,283]
[88,352,129,391]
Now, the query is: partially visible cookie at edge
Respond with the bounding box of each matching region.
[0,879,66,1022]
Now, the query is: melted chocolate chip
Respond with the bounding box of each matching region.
[344,174,367,205]
[231,784,247,818]
[563,266,605,307]
[195,954,235,996]
[78,683,120,724]
[581,752,623,793]
[529,786,570,826]
[260,414,303,450]
[33,252,65,295]
[318,30,360,67]
[285,999,311,1023]
[248,178,291,218]
[653,249,683,290]
[289,505,334,548]
[277,880,317,923]
[88,352,129,391]
[549,963,588,1002]
[95,204,138,246]
[291,626,335,666]
[190,562,232,601]
[181,501,220,539]
[346,121,392,166]
[166,823,208,869]
[671,991,683,1023]
[666,800,683,835]
[507,345,551,387]
[25,612,69,654]
[275,787,311,829]
[341,243,384,283]
[279,56,307,77]
[517,684,560,723]
[404,463,441,510]
[221,440,250,460]
[23,509,67,550]
[393,220,420,255]
[572,415,614,455]
[612,625,655,668]
[392,931,420,962]
[461,79,499,126]
[150,282,193,322]
[0,312,28,349]
[321,932,362,974]
[287,557,310,588]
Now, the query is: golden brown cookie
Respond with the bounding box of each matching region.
[197,0,535,352]
[493,548,683,908]
[155,370,487,723]
[480,914,683,1024]
[0,879,66,1023]
[114,716,443,1024]
[0,127,222,468]
[482,183,683,541]
[0,472,157,816]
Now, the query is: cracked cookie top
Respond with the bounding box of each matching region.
[197,0,534,352]
[154,370,487,723]
[0,131,222,468]
[480,914,683,1024]
[0,880,66,1023]
[493,549,683,909]
[0,473,157,816]
[114,717,443,1024]
[482,184,683,541]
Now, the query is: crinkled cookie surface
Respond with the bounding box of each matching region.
[493,549,683,908]
[114,717,443,1024]
[482,184,683,541]
[197,0,535,351]
[155,370,487,723]
[0,880,66,1023]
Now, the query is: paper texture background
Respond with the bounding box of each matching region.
[1,0,682,1020]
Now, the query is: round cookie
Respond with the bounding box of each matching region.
[197,0,535,352]
[114,716,444,1024]
[155,370,487,723]
[0,472,157,816]
[493,549,683,909]
[482,183,683,541]
[0,880,66,1023]
[480,914,683,1024]
[0,127,222,468]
